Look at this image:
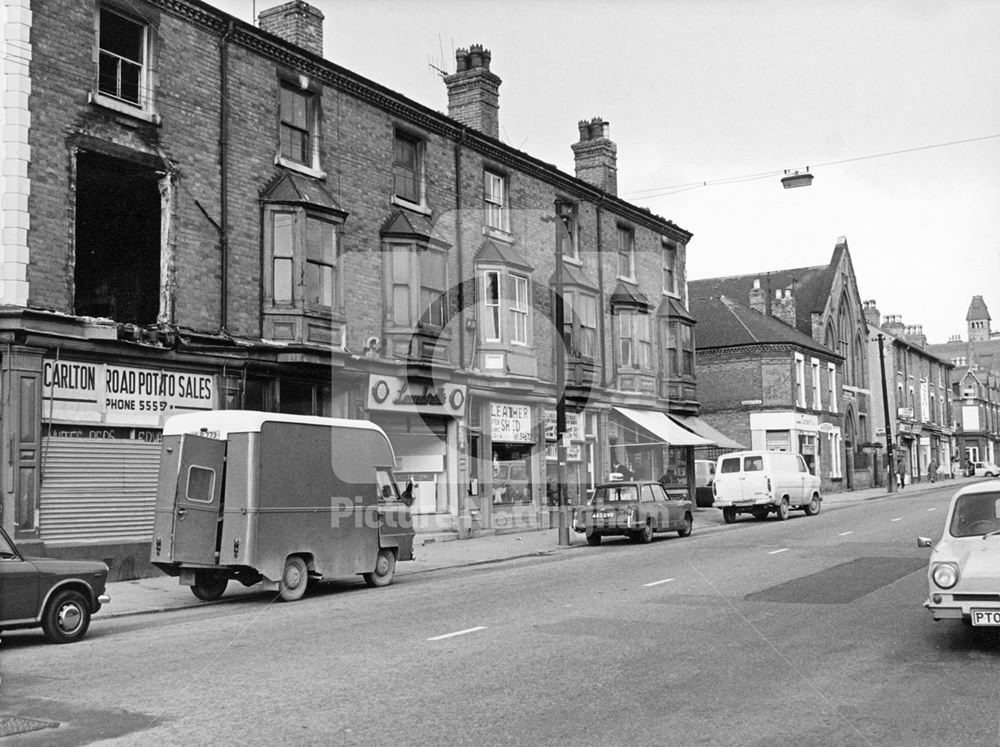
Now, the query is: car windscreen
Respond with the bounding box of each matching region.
[591,485,638,503]
[949,493,1000,537]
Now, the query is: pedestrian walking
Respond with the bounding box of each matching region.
[896,456,906,489]
[927,459,938,483]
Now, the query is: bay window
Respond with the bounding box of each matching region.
[618,311,651,369]
[665,320,695,377]
[563,289,598,360]
[387,245,447,328]
[478,269,530,346]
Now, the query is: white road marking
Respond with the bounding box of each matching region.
[427,626,486,641]
[927,507,937,512]
[768,548,789,555]
[838,531,853,536]
[644,578,675,587]
[891,517,902,522]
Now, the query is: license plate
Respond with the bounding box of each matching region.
[970,609,1000,626]
[594,512,616,519]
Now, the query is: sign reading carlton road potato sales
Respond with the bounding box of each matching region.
[491,403,534,443]
[43,360,216,427]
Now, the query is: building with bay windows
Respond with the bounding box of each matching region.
[2,0,715,577]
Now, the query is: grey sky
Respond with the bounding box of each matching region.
[215,0,1000,343]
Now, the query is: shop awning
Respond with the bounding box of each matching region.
[613,407,712,447]
[669,414,746,450]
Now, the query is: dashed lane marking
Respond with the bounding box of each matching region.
[891,518,902,522]
[838,531,853,536]
[927,507,937,511]
[427,626,487,641]
[768,548,789,555]
[644,578,675,587]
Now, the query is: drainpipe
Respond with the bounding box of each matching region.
[454,128,466,362]
[219,21,234,333]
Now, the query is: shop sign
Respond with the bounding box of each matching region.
[818,422,837,434]
[42,360,215,427]
[897,406,914,420]
[367,375,466,416]
[794,412,818,430]
[543,410,582,442]
[491,403,533,443]
[45,424,163,442]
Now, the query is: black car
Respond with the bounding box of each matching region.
[0,525,110,643]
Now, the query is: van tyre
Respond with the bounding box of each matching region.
[722,508,736,524]
[363,548,396,588]
[191,571,228,602]
[42,589,91,644]
[804,495,821,516]
[775,498,790,521]
[279,556,309,601]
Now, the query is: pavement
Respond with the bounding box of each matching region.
[99,475,977,620]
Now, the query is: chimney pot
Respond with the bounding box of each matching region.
[572,117,617,195]
[258,0,325,57]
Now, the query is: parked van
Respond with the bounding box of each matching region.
[694,459,716,507]
[712,450,821,523]
[151,411,414,602]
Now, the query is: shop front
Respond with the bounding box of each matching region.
[609,407,711,495]
[38,358,217,576]
[366,374,465,534]
[543,408,598,513]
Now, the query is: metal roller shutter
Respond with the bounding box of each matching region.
[39,438,161,543]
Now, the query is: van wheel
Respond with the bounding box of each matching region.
[42,589,91,644]
[804,495,821,516]
[191,571,228,601]
[677,513,693,537]
[586,531,602,546]
[722,508,736,524]
[775,499,790,521]
[279,556,309,601]
[363,548,397,588]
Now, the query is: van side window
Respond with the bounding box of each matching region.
[744,456,764,472]
[720,458,740,474]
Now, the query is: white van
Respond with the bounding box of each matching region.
[713,450,821,523]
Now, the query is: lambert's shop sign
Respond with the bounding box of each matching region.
[491,403,533,443]
[43,361,215,427]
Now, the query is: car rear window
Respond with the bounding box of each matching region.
[720,458,741,474]
[950,493,1000,537]
[592,486,638,503]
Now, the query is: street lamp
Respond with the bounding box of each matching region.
[554,199,575,546]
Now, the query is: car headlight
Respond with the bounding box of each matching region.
[931,563,959,589]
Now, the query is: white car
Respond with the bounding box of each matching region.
[970,460,1000,478]
[918,480,1000,627]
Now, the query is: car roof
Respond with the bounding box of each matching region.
[594,481,659,489]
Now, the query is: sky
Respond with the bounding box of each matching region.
[213,0,1000,344]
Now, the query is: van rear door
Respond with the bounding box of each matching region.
[742,454,769,500]
[171,434,226,565]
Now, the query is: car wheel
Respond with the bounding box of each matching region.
[804,495,821,516]
[775,498,790,521]
[586,531,602,546]
[722,507,736,524]
[363,548,397,588]
[41,589,91,644]
[639,522,654,543]
[677,513,693,537]
[191,571,228,602]
[278,556,309,601]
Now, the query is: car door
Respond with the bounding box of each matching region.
[170,434,227,565]
[650,483,677,528]
[0,529,39,622]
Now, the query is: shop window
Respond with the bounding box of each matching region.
[278,379,332,417]
[278,80,319,172]
[74,151,162,325]
[492,442,532,505]
[617,226,635,280]
[393,130,424,206]
[484,170,508,233]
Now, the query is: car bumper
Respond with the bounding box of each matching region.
[924,596,1000,622]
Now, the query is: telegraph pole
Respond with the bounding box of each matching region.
[878,334,895,493]
[554,201,573,545]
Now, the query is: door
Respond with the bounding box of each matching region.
[742,455,768,500]
[171,435,226,565]
[650,483,678,528]
[0,530,38,621]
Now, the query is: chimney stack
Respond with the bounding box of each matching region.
[444,45,501,140]
[749,278,766,314]
[772,287,796,328]
[572,117,618,196]
[862,299,881,328]
[258,1,325,57]
[883,314,905,337]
